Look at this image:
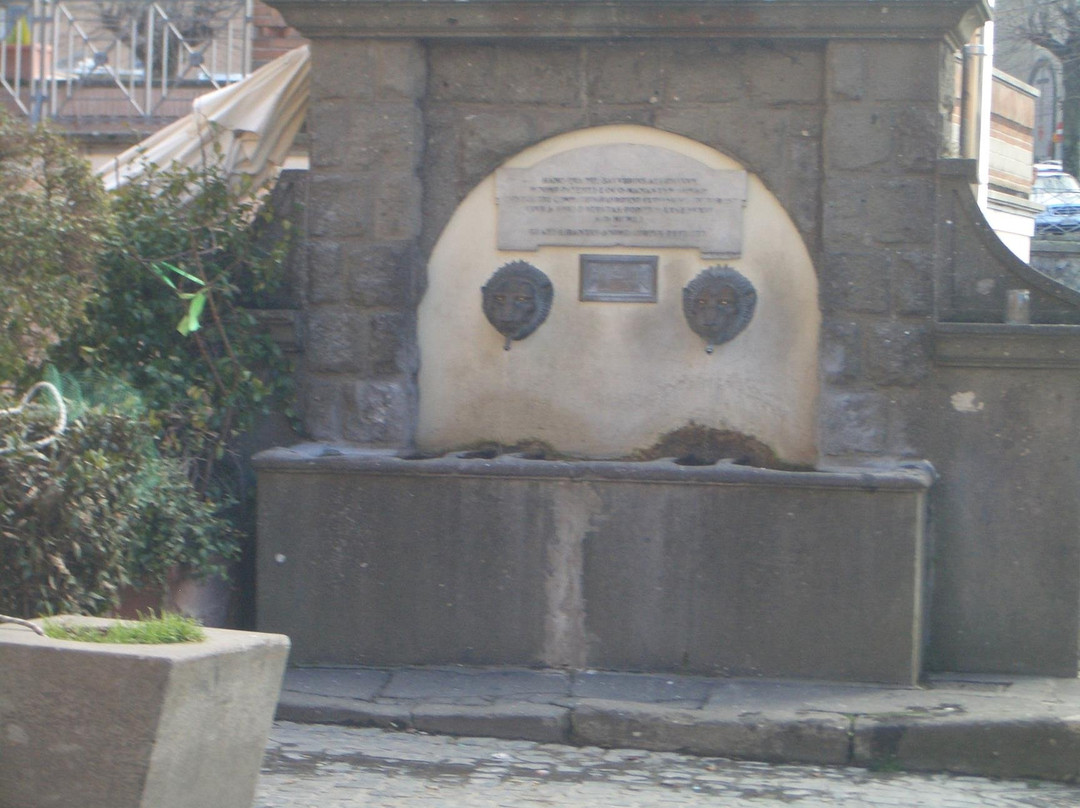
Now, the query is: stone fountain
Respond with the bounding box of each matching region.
[255,0,1080,685]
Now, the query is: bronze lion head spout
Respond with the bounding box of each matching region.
[682,266,756,353]
[482,262,554,350]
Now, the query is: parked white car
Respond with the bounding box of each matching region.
[1033,161,1080,235]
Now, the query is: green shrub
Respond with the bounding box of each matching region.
[0,380,236,619]
[53,158,291,502]
[0,136,291,619]
[0,112,111,385]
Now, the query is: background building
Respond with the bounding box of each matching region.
[0,0,306,166]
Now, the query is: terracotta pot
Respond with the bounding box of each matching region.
[113,566,232,628]
[2,44,52,79]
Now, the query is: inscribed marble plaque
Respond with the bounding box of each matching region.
[497,144,747,255]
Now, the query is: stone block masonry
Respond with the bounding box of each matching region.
[294,28,959,458]
[301,39,426,446]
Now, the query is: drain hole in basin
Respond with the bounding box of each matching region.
[674,453,719,466]
[398,451,442,460]
[516,450,548,460]
[458,448,499,459]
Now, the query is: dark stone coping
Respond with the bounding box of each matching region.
[934,322,1080,368]
[268,0,988,47]
[1032,237,1080,252]
[254,444,935,491]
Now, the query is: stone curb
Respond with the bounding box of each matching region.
[277,692,412,729]
[568,700,852,767]
[276,693,571,744]
[275,670,1080,783]
[852,716,1080,782]
[413,702,570,744]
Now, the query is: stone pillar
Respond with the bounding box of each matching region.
[818,39,955,461]
[301,39,425,446]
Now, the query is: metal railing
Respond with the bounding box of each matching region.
[1,0,252,122]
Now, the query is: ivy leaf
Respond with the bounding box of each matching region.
[177,290,207,335]
[148,262,178,291]
[151,261,205,289]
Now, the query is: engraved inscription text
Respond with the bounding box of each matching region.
[497,144,747,255]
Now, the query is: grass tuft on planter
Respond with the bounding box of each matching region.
[42,611,205,644]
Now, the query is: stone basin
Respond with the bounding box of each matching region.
[256,445,933,685]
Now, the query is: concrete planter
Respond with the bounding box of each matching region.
[0,616,289,808]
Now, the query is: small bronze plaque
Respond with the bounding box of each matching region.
[579,255,658,302]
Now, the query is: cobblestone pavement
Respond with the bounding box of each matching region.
[257,721,1080,807]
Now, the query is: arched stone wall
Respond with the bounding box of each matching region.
[417,125,820,464]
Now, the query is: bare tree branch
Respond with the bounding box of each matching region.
[0,615,46,636]
[1015,0,1080,176]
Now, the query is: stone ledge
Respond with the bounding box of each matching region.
[268,0,988,47]
[933,322,1080,368]
[254,443,936,491]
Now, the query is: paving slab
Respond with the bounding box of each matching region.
[573,670,714,705]
[282,666,390,699]
[378,667,571,702]
[704,678,895,711]
[275,665,1080,782]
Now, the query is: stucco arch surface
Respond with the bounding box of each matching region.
[417,125,820,463]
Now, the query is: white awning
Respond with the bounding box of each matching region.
[97,44,309,192]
